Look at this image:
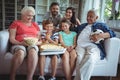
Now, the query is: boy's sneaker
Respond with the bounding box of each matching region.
[38,76,45,80]
[48,77,56,80]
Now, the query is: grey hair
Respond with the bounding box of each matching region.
[21,6,35,15]
[88,9,99,16]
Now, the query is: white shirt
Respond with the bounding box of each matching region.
[77,24,97,48]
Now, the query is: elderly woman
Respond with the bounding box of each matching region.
[9,6,41,80]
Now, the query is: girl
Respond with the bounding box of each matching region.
[59,19,77,76]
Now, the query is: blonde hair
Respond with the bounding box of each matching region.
[21,6,35,15]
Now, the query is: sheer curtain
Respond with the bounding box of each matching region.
[80,0,105,23]
[80,0,93,23]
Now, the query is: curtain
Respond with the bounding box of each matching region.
[80,0,104,23]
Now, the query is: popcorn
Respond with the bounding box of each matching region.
[24,37,38,46]
[40,43,65,51]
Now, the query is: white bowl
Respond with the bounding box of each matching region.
[24,37,38,46]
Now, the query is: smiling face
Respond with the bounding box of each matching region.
[45,23,54,33]
[87,10,98,24]
[65,9,73,19]
[22,11,34,23]
[50,5,59,16]
[61,22,70,32]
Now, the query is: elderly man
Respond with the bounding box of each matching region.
[74,9,116,80]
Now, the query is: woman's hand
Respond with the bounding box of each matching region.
[20,41,29,46]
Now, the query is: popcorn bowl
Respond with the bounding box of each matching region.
[24,37,38,46]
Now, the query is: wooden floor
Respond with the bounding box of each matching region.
[0,64,120,80]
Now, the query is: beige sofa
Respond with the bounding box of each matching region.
[0,30,120,78]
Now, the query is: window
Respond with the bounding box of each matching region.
[105,0,120,20]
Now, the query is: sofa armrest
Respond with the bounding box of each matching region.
[104,37,120,75]
[104,37,120,62]
[0,30,9,57]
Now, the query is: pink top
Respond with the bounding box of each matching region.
[9,20,40,42]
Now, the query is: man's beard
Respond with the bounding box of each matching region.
[52,11,58,16]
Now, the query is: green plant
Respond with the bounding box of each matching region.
[104,0,120,20]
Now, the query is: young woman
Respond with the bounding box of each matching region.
[64,7,81,31]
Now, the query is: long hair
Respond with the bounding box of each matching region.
[66,7,77,25]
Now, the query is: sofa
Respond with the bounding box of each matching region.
[0,30,120,78]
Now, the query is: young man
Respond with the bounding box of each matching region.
[43,2,62,30]
[74,9,116,80]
